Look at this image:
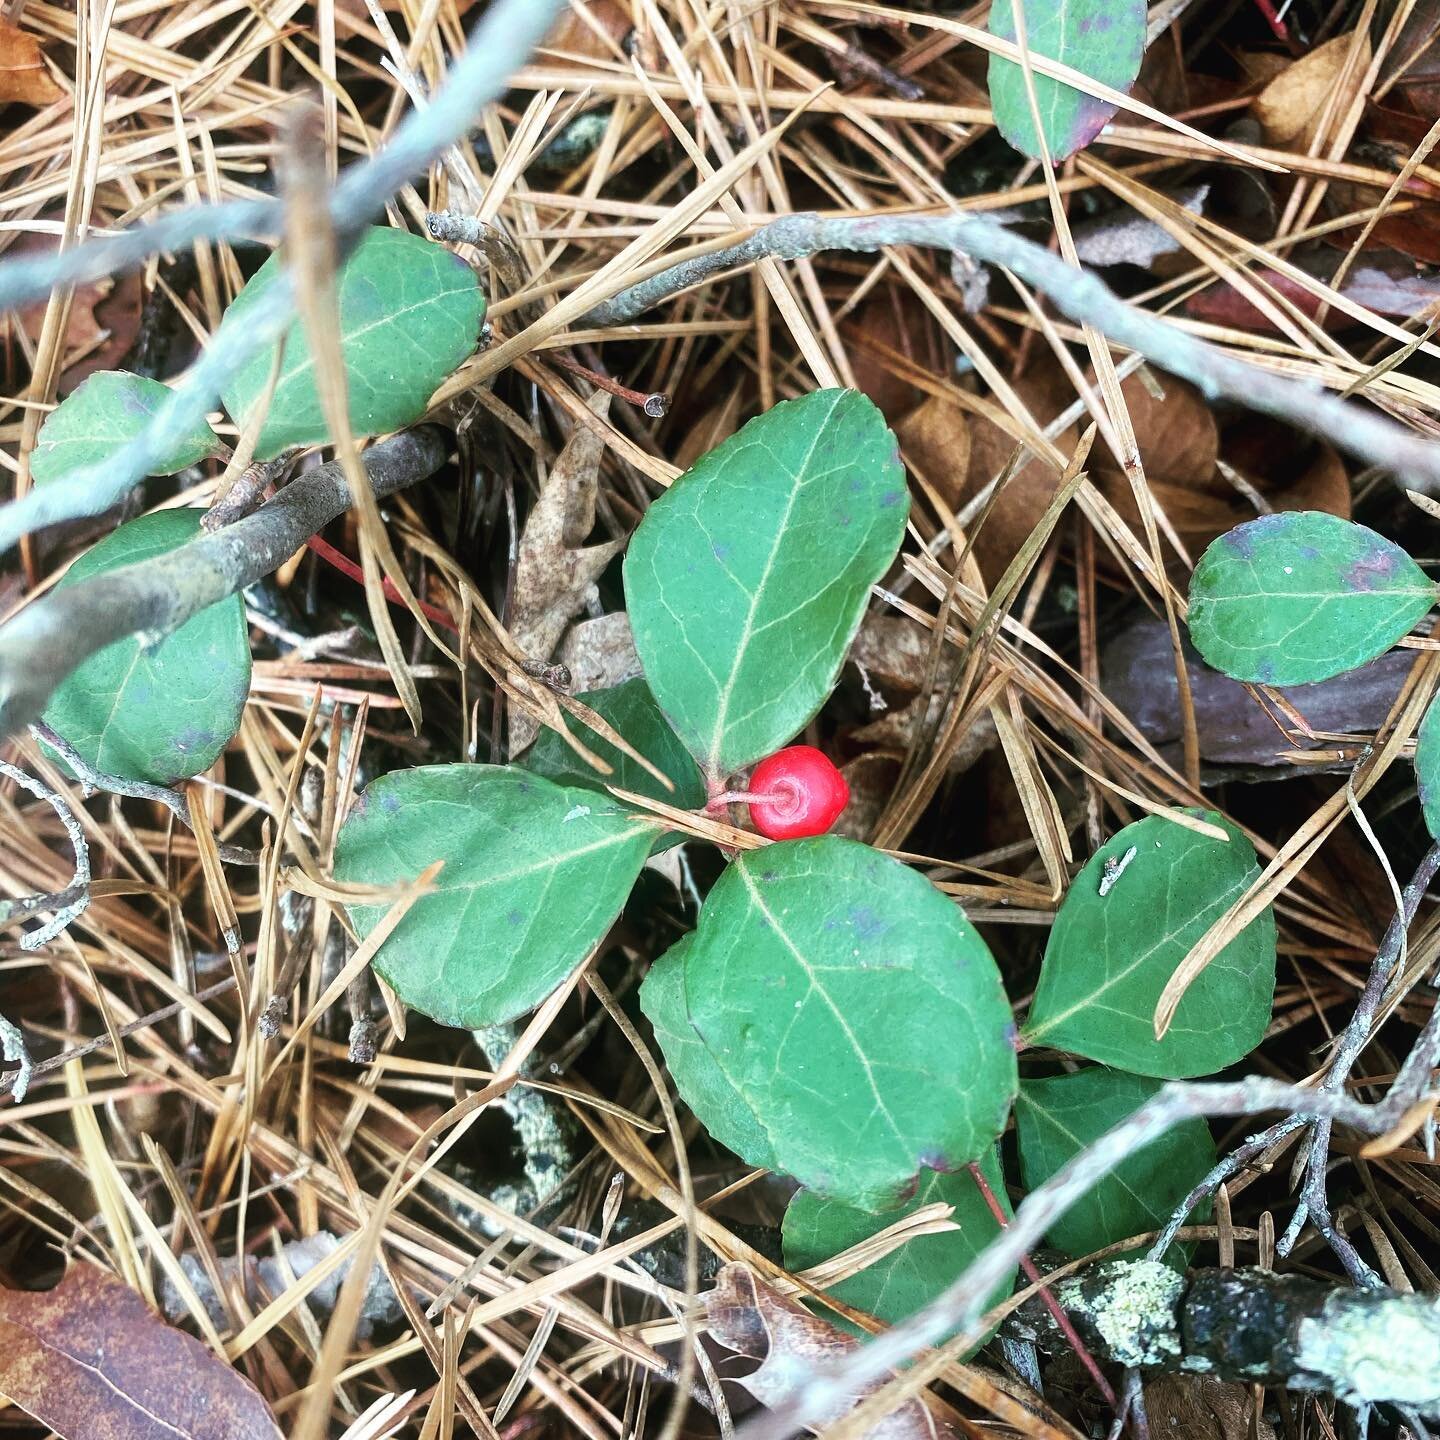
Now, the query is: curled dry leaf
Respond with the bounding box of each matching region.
[555,610,642,693]
[509,392,622,751]
[0,1265,283,1440]
[1070,185,1209,270]
[0,20,63,106]
[1102,620,1413,768]
[1253,30,1372,148]
[705,1263,958,1440]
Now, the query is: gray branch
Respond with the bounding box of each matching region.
[581,211,1440,494]
[0,428,447,741]
[0,0,567,557]
[28,722,261,867]
[0,756,90,956]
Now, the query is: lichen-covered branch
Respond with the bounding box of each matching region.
[1009,1260,1440,1418]
[0,427,447,742]
[582,211,1440,494]
[737,1076,1423,1440]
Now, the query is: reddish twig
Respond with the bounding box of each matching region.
[305,533,459,635]
[552,353,669,417]
[966,1161,1117,1407]
[1250,0,1292,46]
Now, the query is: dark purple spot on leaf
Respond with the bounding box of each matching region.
[1343,548,1402,589]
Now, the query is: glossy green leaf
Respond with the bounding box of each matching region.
[333,764,657,1028]
[1024,812,1275,1077]
[220,226,486,459]
[624,389,907,780]
[42,509,250,783]
[1015,1069,1215,1263]
[782,1147,1015,1346]
[1188,512,1435,686]
[31,371,219,486]
[1417,695,1440,840]
[987,0,1146,162]
[680,835,1017,1212]
[640,936,778,1170]
[522,678,705,814]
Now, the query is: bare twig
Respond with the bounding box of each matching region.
[0,756,90,955]
[0,428,446,742]
[0,0,568,558]
[0,979,237,1099]
[29,722,262,866]
[735,1076,1431,1440]
[581,211,1440,493]
[1277,839,1440,1283]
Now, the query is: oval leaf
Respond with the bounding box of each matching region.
[1188,512,1435,685]
[42,510,250,783]
[1024,812,1276,1077]
[220,227,486,459]
[782,1146,1015,1347]
[624,389,907,779]
[1418,694,1440,840]
[333,764,657,1028]
[987,0,1146,162]
[522,677,705,813]
[640,936,779,1170]
[680,835,1017,1212]
[1015,1068,1216,1263]
[31,371,219,486]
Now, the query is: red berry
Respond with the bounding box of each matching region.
[747,746,850,840]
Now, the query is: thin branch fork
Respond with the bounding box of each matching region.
[582,210,1440,494]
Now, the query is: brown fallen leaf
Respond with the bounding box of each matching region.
[705,1263,957,1440]
[849,614,934,694]
[555,610,643,693]
[895,394,971,515]
[0,20,63,107]
[509,393,623,751]
[1143,1374,1275,1440]
[541,0,634,66]
[1252,30,1372,149]
[834,753,902,841]
[0,1265,283,1440]
[14,228,145,394]
[846,289,942,423]
[956,361,1078,587]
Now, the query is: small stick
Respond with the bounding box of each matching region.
[551,354,669,418]
[27,723,260,866]
[0,756,90,955]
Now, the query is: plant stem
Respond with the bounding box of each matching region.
[966,1161,1116,1405]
